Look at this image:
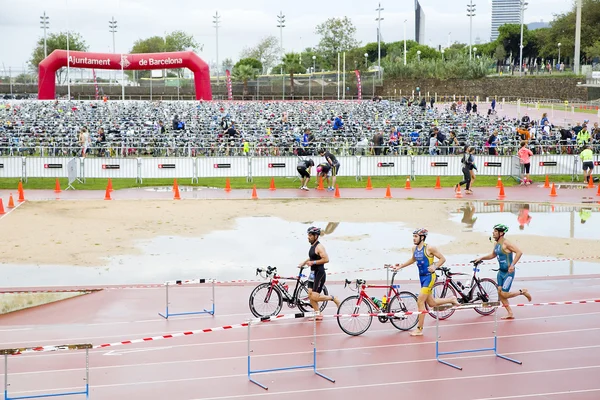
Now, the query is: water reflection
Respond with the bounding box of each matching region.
[450,202,600,240]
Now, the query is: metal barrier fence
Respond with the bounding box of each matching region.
[1,154,593,183]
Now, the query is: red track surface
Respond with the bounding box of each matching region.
[1,278,600,400]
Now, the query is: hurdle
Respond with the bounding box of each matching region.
[433,302,522,370]
[247,313,335,390]
[158,278,215,320]
[1,344,91,400]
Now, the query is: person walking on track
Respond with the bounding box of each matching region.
[474,224,532,320]
[298,226,340,320]
[393,228,459,336]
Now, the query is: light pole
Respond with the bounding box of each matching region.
[312,55,316,72]
[277,11,285,100]
[574,0,582,74]
[403,20,407,66]
[467,0,476,60]
[364,52,368,69]
[441,49,445,61]
[417,50,421,62]
[519,0,528,77]
[558,42,561,66]
[40,11,49,59]
[108,17,117,87]
[375,3,384,79]
[213,11,221,84]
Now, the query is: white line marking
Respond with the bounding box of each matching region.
[0,312,600,357]
[0,199,25,221]
[10,364,600,397]
[472,388,600,400]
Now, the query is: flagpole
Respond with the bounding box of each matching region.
[66,0,71,100]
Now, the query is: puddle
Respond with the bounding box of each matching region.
[143,186,220,192]
[449,202,600,240]
[1,214,598,288]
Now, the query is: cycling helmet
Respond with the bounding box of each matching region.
[307,226,321,236]
[493,224,509,233]
[306,159,315,167]
[413,228,428,237]
[318,148,325,155]
[316,165,323,174]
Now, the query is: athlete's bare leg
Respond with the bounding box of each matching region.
[308,289,341,320]
[497,287,531,319]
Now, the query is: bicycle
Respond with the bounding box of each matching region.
[426,260,499,320]
[248,266,329,318]
[336,267,419,336]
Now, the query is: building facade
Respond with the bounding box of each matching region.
[491,0,521,41]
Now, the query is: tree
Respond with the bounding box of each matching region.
[232,64,257,97]
[29,31,88,84]
[239,36,280,72]
[585,40,600,59]
[281,52,306,98]
[315,17,360,67]
[235,58,263,73]
[129,31,200,80]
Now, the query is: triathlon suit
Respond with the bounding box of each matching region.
[323,151,341,176]
[308,241,326,293]
[414,244,436,295]
[494,242,514,292]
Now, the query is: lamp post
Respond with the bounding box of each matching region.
[375,3,384,79]
[417,50,421,62]
[40,12,49,59]
[558,42,561,66]
[519,0,528,77]
[441,49,445,62]
[213,11,221,84]
[277,11,285,100]
[403,19,407,66]
[108,17,117,87]
[574,0,582,75]
[467,0,476,60]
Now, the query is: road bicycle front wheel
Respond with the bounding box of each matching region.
[297,282,329,313]
[336,295,373,336]
[389,291,419,331]
[473,278,499,316]
[427,282,457,320]
[248,282,283,318]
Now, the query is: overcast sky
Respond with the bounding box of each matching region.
[0,0,572,72]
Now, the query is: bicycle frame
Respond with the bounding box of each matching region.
[437,265,489,303]
[351,271,402,310]
[259,267,308,305]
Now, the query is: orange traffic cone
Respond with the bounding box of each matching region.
[18,181,25,203]
[549,183,557,197]
[588,175,595,189]
[597,182,600,197]
[0,199,5,215]
[499,202,505,212]
[455,184,463,198]
[104,185,112,200]
[8,194,15,208]
[434,176,441,189]
[317,176,324,191]
[551,205,555,212]
[385,184,392,198]
[404,177,412,190]
[173,179,181,200]
[334,184,340,198]
[108,178,113,192]
[54,178,61,193]
[225,178,231,193]
[269,177,276,191]
[496,176,502,188]
[497,182,506,200]
[251,185,258,199]
[366,177,373,190]
[544,175,550,189]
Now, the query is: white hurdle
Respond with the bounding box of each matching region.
[158,278,215,320]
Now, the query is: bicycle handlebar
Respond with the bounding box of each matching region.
[256,266,277,278]
[437,260,484,274]
[344,278,366,288]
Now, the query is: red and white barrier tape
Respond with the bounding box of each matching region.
[4,299,598,356]
[1,255,599,294]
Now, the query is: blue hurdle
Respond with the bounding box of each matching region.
[434,301,522,370]
[158,278,215,320]
[2,344,91,400]
[247,313,335,390]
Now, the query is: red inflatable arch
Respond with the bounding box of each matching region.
[38,50,212,100]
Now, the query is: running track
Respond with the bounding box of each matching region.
[1,278,599,400]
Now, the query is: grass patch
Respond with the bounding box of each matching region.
[0,175,579,191]
[0,292,85,314]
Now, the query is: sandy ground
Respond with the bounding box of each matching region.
[0,199,597,268]
[0,292,85,314]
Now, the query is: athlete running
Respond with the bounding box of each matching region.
[298,226,341,320]
[473,224,532,319]
[393,228,459,336]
